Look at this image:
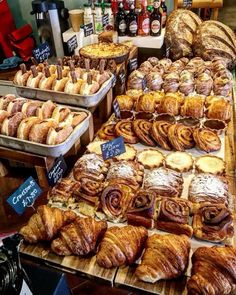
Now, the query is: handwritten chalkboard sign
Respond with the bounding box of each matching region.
[102,14,109,27]
[101,137,126,160]
[84,23,94,37]
[129,58,138,71]
[47,155,67,186]
[119,72,126,85]
[32,42,51,63]
[67,35,78,54]
[113,98,121,119]
[7,177,42,215]
[183,0,192,7]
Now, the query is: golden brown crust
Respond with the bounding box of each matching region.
[137,149,164,169]
[133,119,156,146]
[116,95,134,111]
[115,144,137,161]
[151,120,172,150]
[205,96,231,122]
[168,123,195,151]
[115,120,139,144]
[98,123,116,141]
[165,151,193,172]
[193,128,221,153]
[195,155,225,175]
[157,93,183,116]
[135,94,156,113]
[180,96,205,119]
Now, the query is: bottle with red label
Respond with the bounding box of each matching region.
[138,0,150,36]
[127,3,138,36]
[150,0,162,36]
[160,0,167,28]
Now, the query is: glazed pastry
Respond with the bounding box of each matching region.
[17,117,41,140]
[1,112,25,137]
[157,93,183,116]
[13,63,30,86]
[180,95,205,119]
[19,205,76,243]
[98,123,116,141]
[135,234,190,283]
[187,246,236,295]
[114,120,139,144]
[46,125,73,145]
[195,155,225,175]
[162,72,179,93]
[193,128,221,152]
[0,94,16,110]
[213,73,232,97]
[28,119,58,144]
[98,184,134,223]
[189,173,229,205]
[116,95,134,111]
[193,204,234,243]
[51,217,107,256]
[179,70,195,95]
[135,94,156,113]
[168,123,194,151]
[26,66,44,88]
[7,97,28,115]
[146,72,163,91]
[133,119,156,146]
[137,149,164,169]
[38,66,56,90]
[165,151,193,172]
[127,70,146,90]
[21,101,42,117]
[156,198,193,237]
[96,225,148,268]
[86,140,106,155]
[126,189,156,229]
[151,120,172,150]
[205,97,231,122]
[195,72,213,96]
[64,71,83,94]
[143,167,183,198]
[115,145,137,161]
[80,73,100,95]
[52,65,69,92]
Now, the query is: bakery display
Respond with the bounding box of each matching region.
[193,128,221,152]
[96,225,148,268]
[135,233,190,283]
[195,155,225,174]
[115,144,137,161]
[187,246,236,295]
[165,151,193,172]
[97,123,116,141]
[136,149,164,169]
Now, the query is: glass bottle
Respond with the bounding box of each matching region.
[138,0,150,36]
[104,3,114,30]
[94,3,104,34]
[150,0,162,36]
[127,3,138,37]
[160,0,167,28]
[116,2,127,36]
[84,4,94,27]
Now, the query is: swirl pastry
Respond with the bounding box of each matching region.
[98,123,115,141]
[137,149,164,169]
[193,204,234,243]
[165,151,193,172]
[195,72,213,96]
[98,184,134,223]
[116,95,134,111]
[162,72,179,93]
[189,173,229,205]
[168,123,194,151]
[195,155,225,175]
[179,70,195,95]
[213,74,232,97]
[143,167,183,198]
[115,120,139,144]
[135,94,156,113]
[127,190,156,229]
[205,97,231,122]
[157,93,183,116]
[156,198,193,237]
[146,72,163,91]
[133,119,156,147]
[151,120,172,150]
[180,96,205,119]
[127,70,145,90]
[193,128,221,153]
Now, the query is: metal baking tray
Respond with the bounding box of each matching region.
[15,75,116,108]
[0,107,91,157]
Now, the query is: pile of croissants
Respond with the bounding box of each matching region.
[13,58,111,95]
[0,94,87,145]
[20,205,236,295]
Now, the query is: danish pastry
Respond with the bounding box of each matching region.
[180,95,205,119]
[193,128,221,153]
[137,149,164,169]
[151,120,172,150]
[133,119,156,146]
[115,120,139,144]
[98,123,116,141]
[168,123,194,151]
[165,151,193,172]
[195,155,225,175]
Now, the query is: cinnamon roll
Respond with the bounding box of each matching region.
[168,123,195,151]
[133,119,156,147]
[146,72,163,91]
[180,95,205,119]
[193,204,234,242]
[195,72,213,96]
[193,128,221,153]
[156,198,193,237]
[115,120,139,144]
[98,123,116,141]
[162,72,179,93]
[151,120,172,150]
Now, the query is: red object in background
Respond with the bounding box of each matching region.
[0,0,16,58]
[111,0,119,14]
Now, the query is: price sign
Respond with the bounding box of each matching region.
[32,42,51,63]
[113,98,121,119]
[119,72,126,85]
[47,155,67,186]
[7,177,42,215]
[67,35,78,54]
[142,77,147,90]
[183,0,192,7]
[84,23,94,37]
[129,58,138,71]
[102,14,109,27]
[101,137,126,160]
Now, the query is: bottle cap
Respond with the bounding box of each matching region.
[84,3,91,7]
[104,3,111,7]
[95,3,101,7]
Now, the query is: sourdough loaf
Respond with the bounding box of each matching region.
[165,9,202,60]
[193,21,236,69]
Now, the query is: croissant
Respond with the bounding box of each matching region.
[135,233,190,283]
[96,225,148,268]
[20,205,76,243]
[51,217,107,256]
[187,246,236,295]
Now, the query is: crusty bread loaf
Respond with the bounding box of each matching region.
[165,9,202,60]
[193,21,236,69]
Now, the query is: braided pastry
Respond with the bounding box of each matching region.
[151,120,172,150]
[193,128,221,152]
[133,119,156,146]
[168,123,195,151]
[115,120,139,144]
[98,123,116,140]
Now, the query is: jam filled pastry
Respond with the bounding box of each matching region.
[135,233,190,283]
[96,225,148,268]
[64,71,83,94]
[13,63,31,86]
[38,66,56,90]
[193,128,221,152]
[127,70,145,90]
[168,123,195,151]
[189,173,229,205]
[193,203,234,243]
[157,93,183,116]
[51,217,107,256]
[17,117,41,140]
[26,65,44,88]
[52,65,69,92]
[0,94,16,110]
[1,112,25,137]
[80,72,100,95]
[195,72,213,96]
[187,246,236,295]
[46,125,73,145]
[143,167,183,198]
[126,189,156,229]
[137,149,164,169]
[7,97,28,115]
[151,120,172,150]
[133,119,156,146]
[146,72,163,91]
[180,95,205,119]
[98,123,116,141]
[179,70,195,95]
[156,197,193,237]
[115,120,139,144]
[165,151,193,172]
[205,96,231,122]
[195,155,225,175]
[162,72,179,93]
[28,119,58,144]
[36,100,56,119]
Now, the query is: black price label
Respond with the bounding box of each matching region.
[67,35,78,54]
[129,58,138,71]
[47,155,67,186]
[32,42,51,63]
[101,137,126,160]
[84,23,94,37]
[183,0,192,7]
[113,98,121,118]
[119,72,126,85]
[102,14,109,27]
[7,176,42,215]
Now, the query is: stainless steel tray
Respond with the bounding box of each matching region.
[0,107,91,157]
[15,75,116,108]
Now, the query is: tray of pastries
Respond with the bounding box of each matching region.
[13,59,115,108]
[0,94,90,157]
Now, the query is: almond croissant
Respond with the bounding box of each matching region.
[96,225,148,268]
[51,217,107,256]
[20,205,76,243]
